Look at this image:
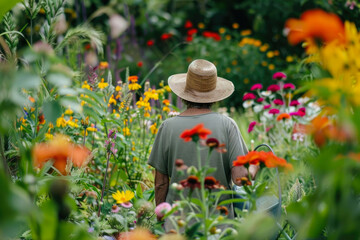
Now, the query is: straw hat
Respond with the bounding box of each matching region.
[168,59,234,103]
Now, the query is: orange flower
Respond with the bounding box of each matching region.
[276,113,291,121]
[33,134,91,175]
[180,123,212,142]
[285,9,345,46]
[99,61,109,69]
[233,151,293,170]
[216,206,229,215]
[118,228,156,240]
[128,75,138,83]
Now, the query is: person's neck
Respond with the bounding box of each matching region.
[179,108,212,116]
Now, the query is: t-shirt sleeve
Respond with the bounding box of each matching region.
[227,118,249,169]
[147,121,168,175]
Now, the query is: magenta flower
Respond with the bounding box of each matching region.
[256,97,264,103]
[298,107,306,116]
[264,104,271,109]
[248,121,257,133]
[243,93,256,101]
[269,108,280,115]
[290,100,300,106]
[267,84,280,92]
[290,112,301,116]
[250,83,263,91]
[283,83,295,90]
[272,72,287,80]
[273,99,284,105]
[155,202,172,219]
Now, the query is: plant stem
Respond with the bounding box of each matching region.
[0,135,10,177]
[98,151,111,217]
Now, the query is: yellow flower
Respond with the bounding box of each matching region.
[108,95,117,105]
[231,60,238,65]
[260,44,269,52]
[64,108,73,115]
[261,61,268,66]
[123,127,131,136]
[232,23,239,29]
[268,64,275,70]
[86,127,97,132]
[240,29,252,36]
[66,117,79,128]
[98,78,108,89]
[129,82,141,91]
[163,85,171,92]
[226,67,231,73]
[150,123,158,134]
[56,115,66,128]
[144,89,159,100]
[112,190,134,204]
[266,51,274,58]
[115,85,121,91]
[82,81,91,90]
[198,22,205,29]
[243,78,250,84]
[225,35,231,40]
[219,28,226,34]
[286,56,294,62]
[144,111,150,118]
[253,40,262,47]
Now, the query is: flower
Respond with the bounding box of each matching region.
[179,175,201,189]
[111,205,120,213]
[98,78,108,89]
[33,134,90,175]
[161,33,173,40]
[99,61,109,69]
[150,123,158,134]
[137,61,143,67]
[184,20,193,28]
[267,84,280,92]
[154,202,172,219]
[283,83,295,90]
[204,176,223,189]
[175,159,188,171]
[290,100,300,106]
[272,72,287,80]
[206,138,219,149]
[216,206,229,215]
[128,76,141,91]
[273,99,284,105]
[269,108,280,115]
[243,100,254,108]
[233,151,292,170]
[250,83,263,91]
[118,228,156,240]
[146,39,154,46]
[112,190,134,204]
[236,177,252,186]
[248,121,257,133]
[264,104,271,110]
[180,123,212,142]
[256,97,264,103]
[284,9,345,46]
[121,202,133,208]
[261,91,272,97]
[243,93,256,101]
[82,81,91,90]
[277,113,291,121]
[187,28,198,36]
[203,31,221,41]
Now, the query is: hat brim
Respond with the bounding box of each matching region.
[168,73,234,103]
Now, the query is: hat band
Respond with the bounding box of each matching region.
[185,70,217,92]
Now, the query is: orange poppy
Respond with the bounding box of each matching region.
[180,123,212,142]
[285,9,345,46]
[233,151,293,170]
[33,134,91,175]
[276,113,291,121]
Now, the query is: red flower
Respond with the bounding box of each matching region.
[290,100,300,106]
[146,40,154,46]
[269,108,280,115]
[233,151,292,170]
[137,61,143,67]
[185,20,193,29]
[180,175,201,190]
[243,93,256,101]
[250,83,263,91]
[180,123,212,142]
[206,138,219,149]
[256,98,264,103]
[267,84,280,92]
[264,104,271,110]
[186,35,193,42]
[283,83,295,90]
[161,33,173,41]
[204,176,222,189]
[272,72,287,80]
[248,121,257,133]
[203,31,221,41]
[187,28,198,36]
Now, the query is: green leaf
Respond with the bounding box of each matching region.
[43,100,62,124]
[47,73,72,87]
[0,0,22,22]
[218,198,247,206]
[185,222,202,238]
[136,183,143,199]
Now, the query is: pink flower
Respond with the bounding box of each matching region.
[298,107,306,116]
[267,84,280,92]
[155,202,172,219]
[290,100,300,106]
[111,205,120,213]
[256,97,264,103]
[248,121,257,133]
[283,83,295,90]
[121,202,133,208]
[243,93,256,101]
[250,83,263,91]
[273,99,284,105]
[272,72,287,80]
[290,112,301,116]
[269,108,280,115]
[264,104,271,109]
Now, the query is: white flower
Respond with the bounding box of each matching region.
[261,91,272,97]
[253,104,263,113]
[298,97,310,104]
[109,14,128,39]
[243,100,254,108]
[168,111,180,117]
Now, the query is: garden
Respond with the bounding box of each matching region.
[1,0,360,239]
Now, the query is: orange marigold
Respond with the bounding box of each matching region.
[285,9,345,46]
[180,123,212,142]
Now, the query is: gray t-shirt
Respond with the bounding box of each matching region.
[148,112,248,207]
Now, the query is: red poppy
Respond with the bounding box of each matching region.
[137,61,143,67]
[185,20,193,29]
[187,28,198,36]
[186,35,193,42]
[180,123,212,142]
[146,40,154,46]
[161,33,173,41]
[202,31,221,41]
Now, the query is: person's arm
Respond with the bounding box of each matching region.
[231,164,259,186]
[155,170,169,206]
